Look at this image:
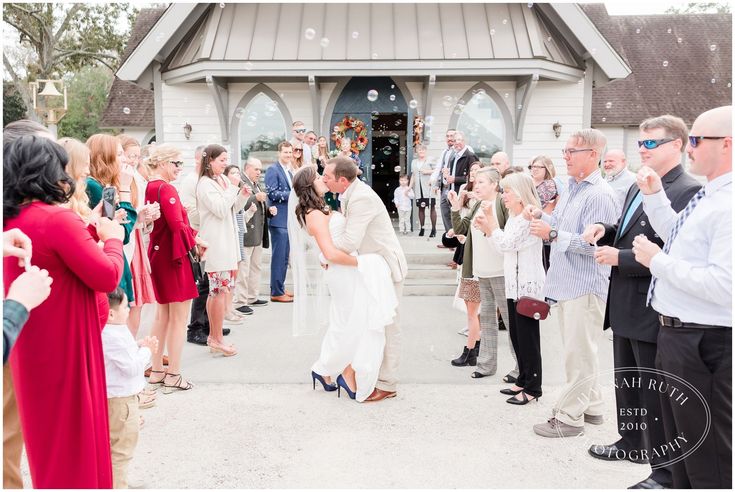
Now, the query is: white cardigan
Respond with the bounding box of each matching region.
[196,176,248,272]
[490,214,545,301]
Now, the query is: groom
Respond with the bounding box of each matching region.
[323,156,408,402]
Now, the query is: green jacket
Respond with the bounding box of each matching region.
[451,194,508,279]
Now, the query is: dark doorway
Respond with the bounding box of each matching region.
[370,112,408,219]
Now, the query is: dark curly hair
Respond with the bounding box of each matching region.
[4,135,75,224]
[292,166,329,228]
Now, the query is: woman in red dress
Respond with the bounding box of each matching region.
[3,135,126,488]
[145,144,206,392]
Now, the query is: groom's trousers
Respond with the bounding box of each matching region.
[376,281,404,392]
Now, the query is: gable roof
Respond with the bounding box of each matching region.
[584,4,732,126]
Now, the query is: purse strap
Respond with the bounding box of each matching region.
[515,251,520,301]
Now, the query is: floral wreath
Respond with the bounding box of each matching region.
[332,116,368,154]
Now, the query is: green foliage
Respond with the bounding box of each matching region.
[3,83,27,126]
[665,2,731,13]
[57,65,114,141]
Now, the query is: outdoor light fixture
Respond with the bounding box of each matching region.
[552,122,562,138]
[184,122,193,140]
[29,79,67,136]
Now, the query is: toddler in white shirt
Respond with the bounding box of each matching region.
[102,288,158,489]
[393,175,415,234]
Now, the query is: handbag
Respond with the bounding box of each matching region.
[515,252,550,320]
[157,182,204,283]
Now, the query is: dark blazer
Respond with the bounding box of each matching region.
[242,175,269,249]
[448,148,477,193]
[598,164,701,343]
[264,162,291,229]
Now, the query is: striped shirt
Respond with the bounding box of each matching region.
[235,210,246,260]
[542,169,620,302]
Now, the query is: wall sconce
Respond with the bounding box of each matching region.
[183,123,192,140]
[552,122,562,138]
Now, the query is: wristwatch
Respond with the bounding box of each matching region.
[549,229,558,242]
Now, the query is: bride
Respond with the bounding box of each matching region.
[288,166,398,402]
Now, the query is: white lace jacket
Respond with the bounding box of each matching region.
[489,214,545,301]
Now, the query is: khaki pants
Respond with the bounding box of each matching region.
[3,366,23,489]
[375,282,403,392]
[553,294,606,427]
[108,395,139,489]
[232,245,263,307]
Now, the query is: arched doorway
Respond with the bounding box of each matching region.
[330,77,414,217]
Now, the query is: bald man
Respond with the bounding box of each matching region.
[490,151,510,176]
[602,149,636,208]
[632,106,732,489]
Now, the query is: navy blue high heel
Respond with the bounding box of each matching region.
[336,374,356,400]
[311,371,337,392]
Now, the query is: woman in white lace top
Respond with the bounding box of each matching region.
[475,172,544,405]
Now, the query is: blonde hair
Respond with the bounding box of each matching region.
[569,129,607,154]
[147,143,181,171]
[57,137,92,222]
[500,172,540,214]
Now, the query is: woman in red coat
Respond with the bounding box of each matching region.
[145,144,206,392]
[3,135,126,488]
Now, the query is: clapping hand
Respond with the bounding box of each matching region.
[138,335,159,354]
[269,206,277,217]
[632,234,661,268]
[96,217,125,242]
[6,265,53,311]
[255,191,267,202]
[594,246,620,266]
[529,219,551,240]
[447,190,464,211]
[473,213,492,236]
[249,203,258,214]
[3,228,32,268]
[114,208,129,225]
[119,164,135,189]
[522,204,542,221]
[582,223,605,245]
[637,167,662,195]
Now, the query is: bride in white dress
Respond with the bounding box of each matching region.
[288,166,397,402]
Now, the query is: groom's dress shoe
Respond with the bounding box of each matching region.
[271,295,293,303]
[364,388,397,402]
[588,443,649,464]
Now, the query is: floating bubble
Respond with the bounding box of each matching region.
[244,62,253,70]
[371,165,376,170]
[205,75,213,83]
[246,120,256,127]
[677,37,682,43]
[393,166,401,172]
[528,2,534,7]
[667,28,672,34]
[367,90,379,102]
[155,33,165,42]
[351,31,359,39]
[480,145,487,152]
[662,60,669,67]
[601,117,606,122]
[504,92,509,98]
[425,115,434,124]
[605,101,612,109]
[392,105,398,111]
[333,126,340,133]
[590,48,597,55]
[219,3,225,8]
[451,52,457,58]
[399,148,407,155]
[502,19,508,25]
[547,36,552,42]
[517,104,523,110]
[304,28,316,40]
[372,52,378,59]
[490,29,496,36]
[390,132,399,139]
[635,28,641,34]
[728,82,732,88]
[395,119,402,126]
[710,44,717,51]
[389,94,396,102]
[390,84,395,89]
[122,107,131,114]
[409,99,418,109]
[320,37,330,48]
[711,78,716,84]
[204,104,211,114]
[382,146,393,155]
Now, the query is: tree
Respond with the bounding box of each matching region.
[665,2,731,13]
[57,65,114,141]
[3,3,137,121]
[3,83,27,126]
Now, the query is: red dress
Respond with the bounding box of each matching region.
[145,180,198,303]
[4,203,125,489]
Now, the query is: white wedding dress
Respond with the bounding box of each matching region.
[308,212,398,402]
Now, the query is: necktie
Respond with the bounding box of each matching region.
[620,191,643,233]
[646,188,705,305]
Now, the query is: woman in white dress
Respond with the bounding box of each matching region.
[289,166,398,402]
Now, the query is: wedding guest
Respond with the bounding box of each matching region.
[408,144,437,237]
[316,136,339,211]
[528,155,558,271]
[476,172,545,405]
[393,174,414,235]
[57,137,92,222]
[292,142,305,170]
[145,144,206,391]
[603,149,636,208]
[101,288,158,489]
[338,137,364,179]
[197,144,250,356]
[490,151,511,176]
[291,120,312,165]
[4,135,125,488]
[265,141,294,303]
[430,129,456,236]
[305,130,318,166]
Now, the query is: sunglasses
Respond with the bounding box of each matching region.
[688,136,726,148]
[637,138,674,150]
[170,160,184,167]
[293,129,306,133]
[293,149,303,153]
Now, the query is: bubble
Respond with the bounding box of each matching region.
[517,104,523,110]
[333,126,340,133]
[393,166,401,172]
[528,2,533,7]
[204,104,211,114]
[711,78,716,84]
[677,37,682,43]
[219,2,225,8]
[605,101,612,109]
[392,106,398,112]
[480,145,487,152]
[425,115,434,125]
[386,184,390,187]
[205,75,213,83]
[155,33,165,42]
[533,312,541,320]
[372,52,378,60]
[502,19,508,25]
[399,148,406,155]
[635,28,641,34]
[601,117,606,122]
[710,44,717,51]
[662,60,669,67]
[351,31,359,39]
[547,36,552,42]
[409,99,418,109]
[390,84,395,89]
[451,52,457,58]
[728,82,732,88]
[382,146,393,155]
[395,119,402,126]
[370,165,376,170]
[590,48,597,55]
[389,94,396,102]
[246,120,256,127]
[504,92,509,98]
[244,62,253,70]
[122,107,131,114]
[304,28,316,40]
[390,132,399,139]
[490,29,496,36]
[366,90,379,102]
[320,37,330,48]
[667,28,672,34]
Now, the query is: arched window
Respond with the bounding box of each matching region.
[238,92,287,164]
[455,89,505,162]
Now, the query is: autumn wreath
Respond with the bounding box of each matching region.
[332,116,368,154]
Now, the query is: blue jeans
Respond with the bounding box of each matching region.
[269,226,289,296]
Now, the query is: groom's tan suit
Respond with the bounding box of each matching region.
[333,179,407,392]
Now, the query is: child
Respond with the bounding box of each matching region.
[393,174,414,235]
[102,288,158,489]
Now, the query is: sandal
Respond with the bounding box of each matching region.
[502,374,518,384]
[162,373,193,394]
[137,392,156,409]
[147,370,166,386]
[471,372,489,379]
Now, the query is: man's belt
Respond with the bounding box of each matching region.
[658,314,730,330]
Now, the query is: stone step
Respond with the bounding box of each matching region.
[258,263,457,281]
[259,280,457,297]
[260,250,455,267]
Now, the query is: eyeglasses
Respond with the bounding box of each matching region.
[528,165,545,170]
[170,160,184,167]
[293,149,303,153]
[637,138,675,150]
[688,136,726,148]
[293,129,306,134]
[561,148,593,156]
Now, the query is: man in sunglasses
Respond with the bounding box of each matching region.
[291,120,312,166]
[583,115,701,489]
[632,106,732,489]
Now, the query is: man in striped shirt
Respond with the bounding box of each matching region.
[525,129,620,438]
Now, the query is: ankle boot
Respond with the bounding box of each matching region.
[418,228,425,237]
[451,346,472,366]
[429,228,437,238]
[468,341,480,365]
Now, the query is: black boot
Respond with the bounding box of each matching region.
[429,228,436,238]
[418,228,425,237]
[451,346,473,366]
[468,341,479,366]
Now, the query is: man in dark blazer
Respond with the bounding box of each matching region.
[264,141,294,303]
[444,131,476,193]
[583,115,701,489]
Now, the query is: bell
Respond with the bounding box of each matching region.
[38,81,62,97]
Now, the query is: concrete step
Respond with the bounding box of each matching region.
[258,263,457,281]
[259,280,457,297]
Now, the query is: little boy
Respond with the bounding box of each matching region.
[102,288,158,489]
[393,174,415,235]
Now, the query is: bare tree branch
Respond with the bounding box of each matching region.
[4,18,41,47]
[6,4,46,28]
[54,50,118,71]
[3,52,39,121]
[53,4,83,44]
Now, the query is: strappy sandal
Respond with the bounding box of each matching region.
[137,392,157,409]
[147,370,166,386]
[502,374,518,384]
[162,373,193,394]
